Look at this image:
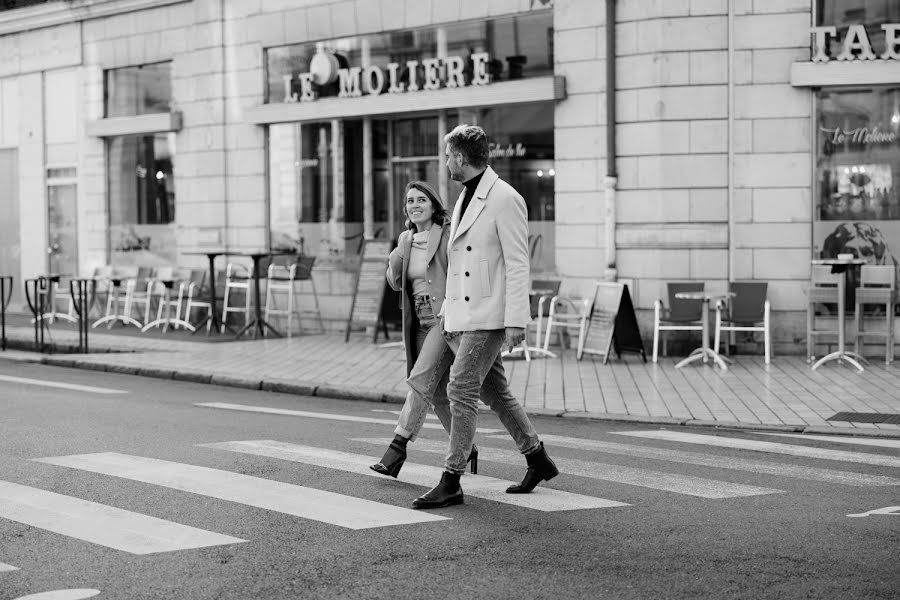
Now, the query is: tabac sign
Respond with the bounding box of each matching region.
[283,51,493,103]
[810,23,900,62]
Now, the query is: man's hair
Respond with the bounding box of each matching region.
[444,124,489,169]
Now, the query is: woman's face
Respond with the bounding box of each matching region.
[406,187,434,230]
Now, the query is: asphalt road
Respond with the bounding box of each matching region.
[0,360,898,600]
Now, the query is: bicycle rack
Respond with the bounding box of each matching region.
[24,277,52,353]
[69,278,97,353]
[0,276,11,351]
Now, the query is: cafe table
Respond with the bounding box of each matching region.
[141,278,195,333]
[183,250,230,335]
[810,257,868,372]
[92,275,142,329]
[674,290,735,371]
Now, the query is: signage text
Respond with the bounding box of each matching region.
[810,23,900,62]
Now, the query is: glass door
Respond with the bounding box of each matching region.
[47,169,78,277]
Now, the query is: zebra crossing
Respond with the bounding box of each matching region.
[1,413,898,564]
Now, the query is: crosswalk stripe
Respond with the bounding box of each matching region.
[195,402,502,434]
[202,440,626,512]
[0,374,127,395]
[517,434,900,487]
[755,433,900,449]
[0,480,244,555]
[616,431,900,468]
[34,453,448,530]
[362,439,782,499]
[0,562,18,572]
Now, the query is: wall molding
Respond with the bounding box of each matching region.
[245,76,566,125]
[85,112,182,137]
[790,61,900,87]
[0,0,189,36]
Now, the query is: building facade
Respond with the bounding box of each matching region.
[0,0,897,352]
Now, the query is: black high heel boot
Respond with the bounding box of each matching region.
[468,445,479,475]
[370,436,408,478]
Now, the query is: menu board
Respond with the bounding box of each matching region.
[345,239,392,342]
[578,282,646,363]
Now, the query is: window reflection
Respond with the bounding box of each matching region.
[104,62,172,118]
[108,134,176,265]
[265,12,553,103]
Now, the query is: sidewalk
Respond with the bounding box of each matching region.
[2,320,900,438]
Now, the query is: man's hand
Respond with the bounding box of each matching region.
[505,327,525,351]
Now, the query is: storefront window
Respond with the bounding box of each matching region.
[265,11,553,103]
[107,134,176,265]
[104,62,172,118]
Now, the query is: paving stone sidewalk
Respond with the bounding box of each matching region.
[2,323,900,438]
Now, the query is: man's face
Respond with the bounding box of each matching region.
[445,145,464,182]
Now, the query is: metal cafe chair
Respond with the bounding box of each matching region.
[713,281,771,364]
[652,282,704,362]
[854,265,896,365]
[542,280,598,355]
[503,279,561,360]
[183,268,214,333]
[220,261,253,333]
[264,255,325,335]
[806,265,842,361]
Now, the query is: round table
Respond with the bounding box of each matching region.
[673,291,735,371]
[810,258,869,373]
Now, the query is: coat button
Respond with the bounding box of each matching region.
[466,246,472,251]
[464,296,470,301]
[465,271,470,277]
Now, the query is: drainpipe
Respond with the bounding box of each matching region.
[727,0,734,284]
[603,0,617,282]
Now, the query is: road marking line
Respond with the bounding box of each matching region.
[847,506,900,518]
[12,590,101,600]
[35,453,448,530]
[364,438,782,499]
[372,409,438,421]
[0,562,18,572]
[615,430,900,468]
[0,480,244,555]
[196,402,501,434]
[0,375,127,395]
[203,440,627,512]
[516,434,900,487]
[755,432,900,449]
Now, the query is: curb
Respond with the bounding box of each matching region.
[6,351,900,440]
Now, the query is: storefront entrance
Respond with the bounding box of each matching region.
[47,173,78,278]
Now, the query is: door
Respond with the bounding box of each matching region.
[0,149,21,307]
[47,181,78,277]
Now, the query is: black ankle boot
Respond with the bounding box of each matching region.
[506,442,559,494]
[468,445,479,475]
[412,471,464,509]
[370,437,407,478]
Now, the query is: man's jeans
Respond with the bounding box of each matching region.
[406,325,540,474]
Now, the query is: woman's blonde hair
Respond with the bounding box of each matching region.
[404,180,449,230]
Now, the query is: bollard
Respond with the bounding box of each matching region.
[24,277,51,353]
[69,278,96,353]
[0,276,11,351]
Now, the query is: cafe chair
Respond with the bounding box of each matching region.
[96,265,140,327]
[221,262,253,333]
[183,268,214,332]
[504,279,561,360]
[713,281,771,364]
[806,265,842,361]
[123,266,155,327]
[854,265,896,365]
[652,282,704,363]
[542,281,599,355]
[152,267,193,329]
[265,255,324,335]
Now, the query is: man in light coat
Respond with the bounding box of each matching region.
[409,124,559,509]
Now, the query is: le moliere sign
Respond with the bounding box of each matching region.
[810,23,900,62]
[283,51,492,103]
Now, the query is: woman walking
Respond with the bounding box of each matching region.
[369,181,477,478]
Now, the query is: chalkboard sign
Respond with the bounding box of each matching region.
[345,239,392,342]
[578,282,646,363]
